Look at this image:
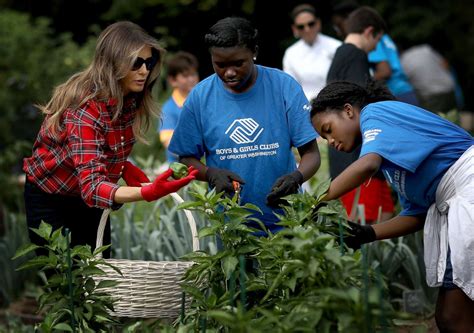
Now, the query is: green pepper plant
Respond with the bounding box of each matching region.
[174,181,407,332]
[13,222,120,333]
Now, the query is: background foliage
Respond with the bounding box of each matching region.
[0,1,472,183]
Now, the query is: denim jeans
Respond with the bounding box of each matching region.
[24,179,110,257]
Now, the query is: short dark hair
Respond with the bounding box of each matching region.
[345,6,386,36]
[166,51,198,78]
[204,17,258,52]
[290,3,318,22]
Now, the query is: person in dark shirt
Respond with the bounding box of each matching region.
[325,6,394,223]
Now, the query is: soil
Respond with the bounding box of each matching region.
[0,296,42,326]
[396,317,439,333]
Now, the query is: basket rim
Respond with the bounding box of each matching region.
[95,192,200,258]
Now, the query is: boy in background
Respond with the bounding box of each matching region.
[326,6,395,223]
[159,51,199,163]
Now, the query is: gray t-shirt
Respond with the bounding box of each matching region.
[400,44,455,97]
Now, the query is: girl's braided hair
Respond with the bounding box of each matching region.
[310,80,395,118]
[204,17,258,52]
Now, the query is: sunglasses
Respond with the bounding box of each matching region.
[295,20,316,31]
[132,56,158,71]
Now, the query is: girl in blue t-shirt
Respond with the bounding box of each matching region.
[169,17,320,233]
[310,81,474,331]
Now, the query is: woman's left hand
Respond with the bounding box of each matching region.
[122,161,150,187]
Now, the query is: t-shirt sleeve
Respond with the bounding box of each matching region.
[359,107,437,172]
[160,99,179,131]
[398,194,428,216]
[286,79,318,147]
[168,92,205,159]
[368,39,388,63]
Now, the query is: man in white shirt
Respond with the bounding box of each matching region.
[283,3,341,101]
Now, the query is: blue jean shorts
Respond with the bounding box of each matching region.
[442,248,457,290]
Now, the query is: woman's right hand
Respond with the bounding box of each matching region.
[141,166,198,201]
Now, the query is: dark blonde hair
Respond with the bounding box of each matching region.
[39,21,165,142]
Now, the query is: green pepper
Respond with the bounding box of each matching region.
[170,162,189,179]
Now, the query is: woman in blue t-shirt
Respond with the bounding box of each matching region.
[169,17,320,233]
[310,80,474,332]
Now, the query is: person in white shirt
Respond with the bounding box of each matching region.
[283,3,341,101]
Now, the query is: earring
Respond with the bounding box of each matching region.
[253,56,257,61]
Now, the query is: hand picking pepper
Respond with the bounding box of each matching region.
[141,166,198,201]
[266,170,303,207]
[343,221,376,250]
[205,167,245,196]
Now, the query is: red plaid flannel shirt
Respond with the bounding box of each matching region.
[23,98,137,209]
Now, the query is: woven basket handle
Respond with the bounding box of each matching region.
[95,192,200,259]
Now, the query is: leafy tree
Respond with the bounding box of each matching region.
[0,10,95,210]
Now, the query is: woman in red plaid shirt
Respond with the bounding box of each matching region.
[23,21,197,256]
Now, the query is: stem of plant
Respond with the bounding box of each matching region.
[229,271,236,307]
[338,218,345,255]
[65,228,76,332]
[180,292,186,324]
[376,266,387,332]
[359,206,370,333]
[239,255,246,313]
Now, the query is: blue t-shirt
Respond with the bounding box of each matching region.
[359,101,473,216]
[169,65,317,229]
[369,35,414,96]
[159,96,181,162]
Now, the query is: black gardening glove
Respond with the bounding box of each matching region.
[205,167,245,195]
[344,221,376,250]
[266,171,303,207]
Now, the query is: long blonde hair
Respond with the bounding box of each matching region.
[39,21,165,142]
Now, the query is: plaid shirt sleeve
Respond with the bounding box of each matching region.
[65,101,121,208]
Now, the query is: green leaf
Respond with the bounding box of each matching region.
[96,280,118,289]
[11,243,39,260]
[206,310,236,325]
[53,323,73,331]
[324,248,341,266]
[198,226,216,238]
[313,178,331,201]
[177,201,203,210]
[16,256,51,271]
[94,315,114,323]
[81,266,107,276]
[31,221,53,240]
[71,245,93,258]
[92,245,111,257]
[221,256,239,280]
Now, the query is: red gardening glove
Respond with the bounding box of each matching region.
[141,166,198,202]
[122,161,150,187]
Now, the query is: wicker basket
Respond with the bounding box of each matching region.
[94,192,199,318]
